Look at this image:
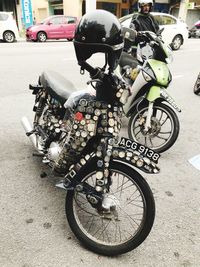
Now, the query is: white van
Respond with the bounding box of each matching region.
[0,12,19,43]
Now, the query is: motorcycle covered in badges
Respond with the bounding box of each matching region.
[21,62,160,256]
[116,28,181,153]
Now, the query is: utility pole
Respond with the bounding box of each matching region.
[86,0,96,13]
[178,0,189,22]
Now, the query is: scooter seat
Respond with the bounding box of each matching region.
[39,70,77,105]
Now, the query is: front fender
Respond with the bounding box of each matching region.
[147,86,181,112]
[56,142,160,190]
[112,143,160,174]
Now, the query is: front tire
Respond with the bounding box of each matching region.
[65,160,155,256]
[171,35,183,50]
[128,102,180,153]
[193,73,200,95]
[3,31,15,43]
[37,32,47,42]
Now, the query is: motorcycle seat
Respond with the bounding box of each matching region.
[39,70,77,105]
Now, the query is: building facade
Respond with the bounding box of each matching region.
[0,0,200,31]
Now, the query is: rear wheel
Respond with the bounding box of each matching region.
[194,73,200,95]
[65,160,155,256]
[3,31,15,43]
[128,102,180,153]
[37,32,47,42]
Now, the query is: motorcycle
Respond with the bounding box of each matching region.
[21,61,160,256]
[116,28,181,153]
[193,72,200,95]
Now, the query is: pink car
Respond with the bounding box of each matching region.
[26,15,78,42]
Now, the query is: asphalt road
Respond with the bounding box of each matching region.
[0,39,200,267]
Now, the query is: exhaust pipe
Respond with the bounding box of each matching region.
[21,116,43,154]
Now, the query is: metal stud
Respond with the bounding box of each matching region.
[112,150,119,157]
[94,109,101,116]
[80,120,86,125]
[95,101,101,108]
[80,158,86,165]
[104,169,109,177]
[97,160,104,167]
[85,154,90,161]
[96,151,102,157]
[136,159,144,167]
[75,131,80,137]
[79,99,87,106]
[96,171,103,179]
[104,156,110,162]
[85,114,91,120]
[108,118,115,127]
[108,127,114,133]
[119,151,125,158]
[96,186,103,192]
[81,131,87,138]
[116,92,121,98]
[81,142,86,147]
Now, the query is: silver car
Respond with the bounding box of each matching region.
[120,12,189,50]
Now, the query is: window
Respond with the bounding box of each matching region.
[49,17,64,25]
[66,17,76,24]
[153,15,162,26]
[0,13,8,21]
[161,16,176,25]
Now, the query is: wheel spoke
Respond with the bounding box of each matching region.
[160,115,169,126]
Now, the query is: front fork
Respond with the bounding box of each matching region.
[142,85,181,131]
[56,135,115,210]
[143,101,154,132]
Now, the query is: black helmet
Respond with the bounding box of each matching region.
[74,10,124,72]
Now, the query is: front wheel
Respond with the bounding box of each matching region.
[37,32,47,42]
[193,73,200,95]
[3,31,15,43]
[65,160,155,256]
[128,102,180,153]
[171,35,183,50]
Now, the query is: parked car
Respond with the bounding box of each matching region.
[188,21,200,38]
[0,11,19,43]
[119,12,188,50]
[26,15,78,42]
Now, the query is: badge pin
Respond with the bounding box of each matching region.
[79,99,87,106]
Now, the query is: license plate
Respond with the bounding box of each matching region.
[118,137,160,163]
